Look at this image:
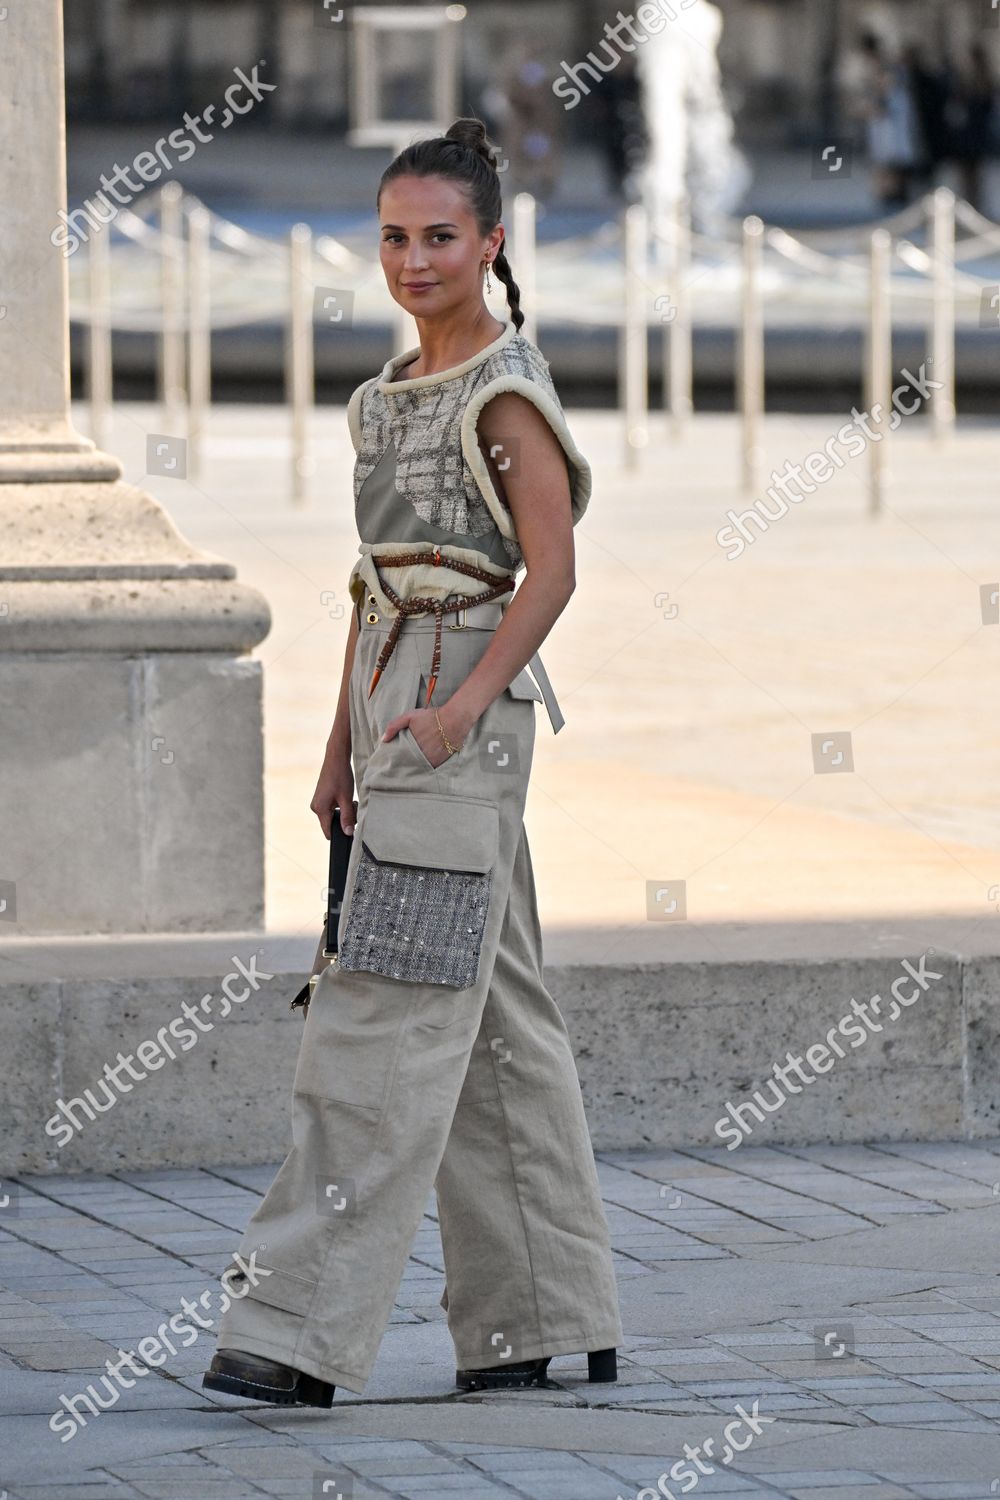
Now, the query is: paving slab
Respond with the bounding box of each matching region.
[743,1203,1000,1274]
[3,1147,1000,1496]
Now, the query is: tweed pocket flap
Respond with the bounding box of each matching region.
[361,790,498,873]
[337,791,499,988]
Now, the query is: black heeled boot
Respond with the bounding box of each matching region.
[456,1346,617,1390]
[203,1349,335,1407]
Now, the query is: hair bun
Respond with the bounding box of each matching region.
[445,116,499,171]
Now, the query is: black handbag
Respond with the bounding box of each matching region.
[290,815,354,1017]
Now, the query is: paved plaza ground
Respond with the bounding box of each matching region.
[4,1142,1000,1497]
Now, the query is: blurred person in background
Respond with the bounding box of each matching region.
[501,41,564,206]
[595,48,648,205]
[854,31,924,208]
[836,28,878,148]
[901,41,952,194]
[948,42,997,212]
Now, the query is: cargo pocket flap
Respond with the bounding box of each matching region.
[361,789,499,874]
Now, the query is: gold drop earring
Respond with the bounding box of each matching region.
[484,257,493,292]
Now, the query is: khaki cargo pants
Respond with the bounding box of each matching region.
[215,598,623,1393]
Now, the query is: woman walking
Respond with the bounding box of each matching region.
[203,116,623,1407]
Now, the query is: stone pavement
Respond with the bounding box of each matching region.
[3,1142,1000,1498]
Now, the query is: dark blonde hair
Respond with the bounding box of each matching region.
[377,115,524,333]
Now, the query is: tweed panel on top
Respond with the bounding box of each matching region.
[346,322,592,587]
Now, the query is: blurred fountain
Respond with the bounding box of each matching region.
[635,0,750,236]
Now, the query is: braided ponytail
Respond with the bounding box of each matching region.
[489,245,523,334]
[377,115,525,334]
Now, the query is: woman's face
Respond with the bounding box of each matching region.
[378,174,503,318]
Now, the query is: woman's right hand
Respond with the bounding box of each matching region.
[310,747,356,840]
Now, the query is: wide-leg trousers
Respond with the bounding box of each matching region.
[214,598,624,1393]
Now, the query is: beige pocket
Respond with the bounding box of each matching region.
[401,723,439,772]
[338,789,499,988]
[396,671,446,772]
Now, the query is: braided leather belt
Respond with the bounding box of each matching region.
[361,597,506,631]
[364,547,516,707]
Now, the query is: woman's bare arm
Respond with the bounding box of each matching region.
[328,602,359,759]
[310,602,359,837]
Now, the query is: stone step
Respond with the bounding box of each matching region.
[3,925,999,1173]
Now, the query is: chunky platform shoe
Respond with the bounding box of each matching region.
[455,1346,617,1391]
[203,1349,335,1407]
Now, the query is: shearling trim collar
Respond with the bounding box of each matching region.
[376,319,518,393]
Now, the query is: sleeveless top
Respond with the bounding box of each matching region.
[344,319,591,612]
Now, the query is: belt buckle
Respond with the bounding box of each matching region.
[446,602,468,631]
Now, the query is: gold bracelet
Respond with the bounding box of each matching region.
[433,707,463,755]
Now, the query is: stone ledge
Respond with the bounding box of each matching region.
[0,578,272,650]
[2,912,998,975]
[1,925,998,1173]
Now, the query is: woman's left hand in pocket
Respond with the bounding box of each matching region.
[382,703,465,769]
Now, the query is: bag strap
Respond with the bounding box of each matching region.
[290,928,330,1015]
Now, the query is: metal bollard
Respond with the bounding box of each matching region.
[621,201,649,469]
[186,204,212,480]
[158,181,186,432]
[286,222,315,507]
[866,228,892,517]
[86,225,112,452]
[511,192,537,346]
[738,215,764,496]
[666,199,693,438]
[929,186,956,443]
